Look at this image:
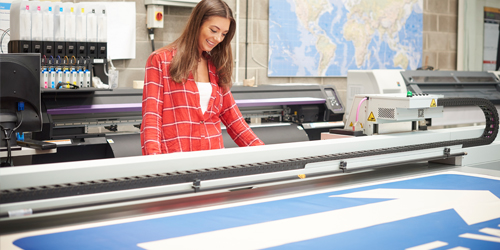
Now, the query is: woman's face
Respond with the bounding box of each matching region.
[198,16,230,54]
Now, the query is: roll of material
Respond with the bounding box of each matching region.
[133,80,144,89]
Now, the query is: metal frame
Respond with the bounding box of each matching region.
[0,126,493,217]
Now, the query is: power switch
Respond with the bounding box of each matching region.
[147,5,164,29]
[155,12,163,21]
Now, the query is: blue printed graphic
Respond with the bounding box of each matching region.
[13,174,500,249]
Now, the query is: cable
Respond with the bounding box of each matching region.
[103,59,109,76]
[103,56,116,77]
[354,97,368,131]
[0,28,10,53]
[56,82,79,89]
[417,65,434,71]
[245,0,249,79]
[464,0,468,70]
[108,56,115,69]
[0,111,23,167]
[0,124,11,167]
[8,112,23,165]
[250,0,267,68]
[86,56,91,71]
[79,56,85,69]
[81,56,85,63]
[148,28,155,52]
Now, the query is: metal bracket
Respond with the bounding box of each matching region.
[339,161,347,173]
[192,179,201,193]
[444,148,451,157]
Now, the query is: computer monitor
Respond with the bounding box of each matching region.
[0,54,42,150]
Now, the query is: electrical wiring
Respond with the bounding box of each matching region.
[0,28,10,53]
[56,82,79,89]
[0,111,23,167]
[103,56,116,77]
[79,56,85,69]
[0,124,12,167]
[148,28,155,52]
[250,0,267,68]
[103,59,109,76]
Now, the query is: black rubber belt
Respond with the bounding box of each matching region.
[1,98,498,204]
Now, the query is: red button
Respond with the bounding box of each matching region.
[155,12,163,21]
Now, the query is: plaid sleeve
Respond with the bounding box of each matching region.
[141,53,164,155]
[220,90,264,147]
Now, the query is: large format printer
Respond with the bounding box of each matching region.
[0,60,500,250]
[26,84,344,164]
[1,90,499,249]
[2,62,500,248]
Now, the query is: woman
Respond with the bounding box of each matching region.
[141,0,264,155]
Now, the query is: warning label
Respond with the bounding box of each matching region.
[430,99,437,107]
[367,112,376,122]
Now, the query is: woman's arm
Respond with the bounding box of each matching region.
[220,90,264,147]
[141,53,165,155]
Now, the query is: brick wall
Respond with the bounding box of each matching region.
[62,0,457,104]
[423,0,458,70]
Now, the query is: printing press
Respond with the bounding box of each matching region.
[1,67,500,248]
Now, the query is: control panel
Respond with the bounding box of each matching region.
[322,87,343,112]
[319,86,344,122]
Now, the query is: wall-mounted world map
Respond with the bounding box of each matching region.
[268,0,423,77]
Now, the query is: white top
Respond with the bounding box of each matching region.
[196,82,212,114]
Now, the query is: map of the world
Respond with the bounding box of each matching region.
[268,0,423,77]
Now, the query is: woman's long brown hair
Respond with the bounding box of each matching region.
[158,0,236,90]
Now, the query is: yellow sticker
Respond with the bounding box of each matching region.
[430,99,437,107]
[360,123,363,128]
[70,7,74,12]
[298,174,306,179]
[349,122,353,127]
[367,112,376,122]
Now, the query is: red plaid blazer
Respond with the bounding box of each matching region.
[141,48,264,155]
